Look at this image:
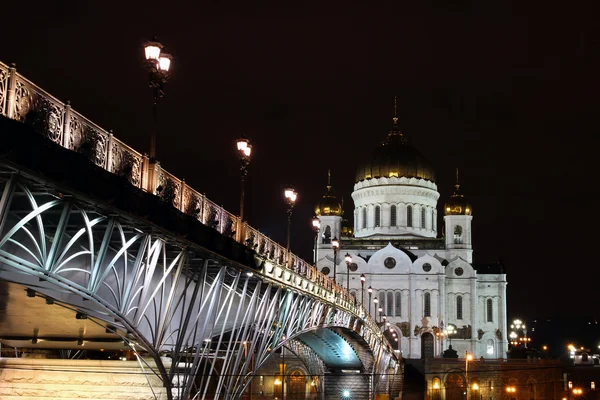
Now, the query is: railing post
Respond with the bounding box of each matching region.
[179,179,186,213]
[62,101,72,149]
[106,130,114,172]
[144,160,161,194]
[6,63,17,119]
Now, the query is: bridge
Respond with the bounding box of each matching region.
[0,62,402,400]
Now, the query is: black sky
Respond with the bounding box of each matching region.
[3,1,600,321]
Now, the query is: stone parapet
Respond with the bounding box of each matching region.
[0,358,166,400]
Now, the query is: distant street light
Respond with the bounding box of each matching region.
[331,237,340,283]
[284,187,298,267]
[236,137,252,241]
[312,216,320,265]
[360,274,366,307]
[143,38,173,160]
[445,324,457,347]
[344,253,352,293]
[368,286,373,315]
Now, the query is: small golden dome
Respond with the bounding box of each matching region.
[444,169,472,215]
[315,170,343,217]
[355,107,435,183]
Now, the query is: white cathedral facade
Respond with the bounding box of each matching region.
[314,115,508,360]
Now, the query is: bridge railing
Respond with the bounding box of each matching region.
[0,62,385,332]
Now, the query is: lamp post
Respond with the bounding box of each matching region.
[368,286,373,315]
[143,38,173,161]
[344,253,352,293]
[284,187,298,268]
[465,352,473,400]
[378,307,383,323]
[331,237,340,283]
[312,216,320,265]
[373,296,378,321]
[236,137,252,242]
[360,274,366,307]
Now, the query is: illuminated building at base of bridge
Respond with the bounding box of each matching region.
[315,110,508,360]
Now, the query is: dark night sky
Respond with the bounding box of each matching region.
[3,1,600,322]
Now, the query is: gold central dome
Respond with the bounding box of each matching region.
[315,170,343,217]
[355,118,436,183]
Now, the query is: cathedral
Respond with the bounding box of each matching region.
[314,110,508,360]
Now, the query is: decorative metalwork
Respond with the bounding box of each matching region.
[12,77,64,144]
[157,170,181,208]
[111,140,143,186]
[0,63,8,116]
[68,111,108,167]
[0,173,400,400]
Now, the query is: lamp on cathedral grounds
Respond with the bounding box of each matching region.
[445,324,457,347]
[284,187,297,267]
[360,274,366,307]
[312,216,320,265]
[331,237,340,283]
[344,253,352,293]
[236,137,252,242]
[368,286,373,315]
[143,38,173,160]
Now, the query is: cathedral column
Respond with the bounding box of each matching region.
[499,282,508,357]
[470,277,478,355]
[409,274,417,358]
[438,274,445,355]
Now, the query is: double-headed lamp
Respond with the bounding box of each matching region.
[237,137,252,157]
[345,253,352,264]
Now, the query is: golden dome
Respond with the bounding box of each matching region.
[355,117,436,183]
[315,170,343,217]
[444,169,472,215]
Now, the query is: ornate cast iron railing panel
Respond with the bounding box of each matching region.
[0,174,400,400]
[0,63,8,116]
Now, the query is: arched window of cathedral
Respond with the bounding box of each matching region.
[395,292,401,316]
[375,206,381,227]
[456,296,463,320]
[379,291,386,312]
[387,292,393,315]
[421,207,426,228]
[424,292,431,317]
[431,209,435,230]
[390,205,397,227]
[362,208,367,229]
[487,299,493,322]
[454,225,463,244]
[407,205,413,227]
[322,225,331,244]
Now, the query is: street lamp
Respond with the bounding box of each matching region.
[284,187,297,268]
[312,216,320,265]
[344,253,352,293]
[331,237,340,283]
[378,307,383,323]
[373,296,378,321]
[360,274,366,307]
[368,286,373,315]
[236,137,252,242]
[466,352,473,399]
[143,38,173,161]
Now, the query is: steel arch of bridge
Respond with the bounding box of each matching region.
[0,172,399,400]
